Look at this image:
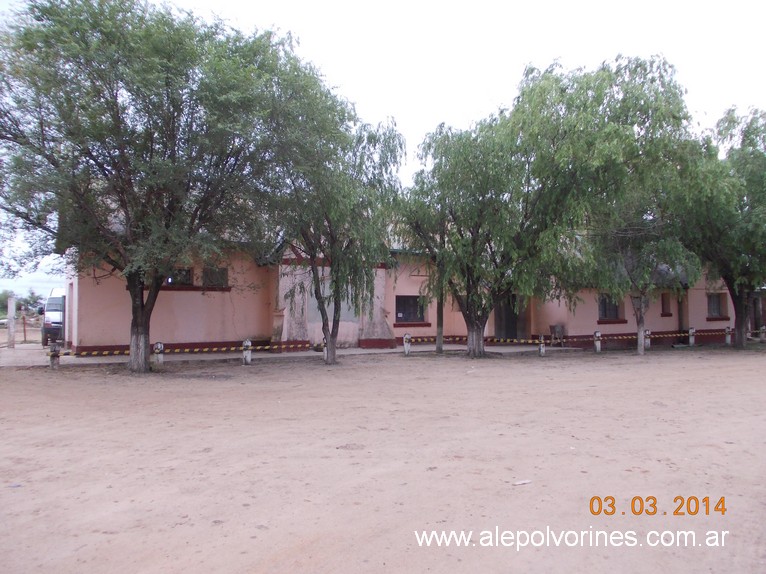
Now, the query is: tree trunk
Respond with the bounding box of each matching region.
[307,261,338,365]
[314,267,343,366]
[323,325,336,364]
[129,313,150,372]
[126,272,162,373]
[721,277,751,350]
[466,320,487,358]
[435,287,444,354]
[324,278,343,365]
[753,295,764,331]
[636,313,646,355]
[728,286,750,350]
[630,294,648,356]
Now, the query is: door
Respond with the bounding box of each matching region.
[495,295,518,340]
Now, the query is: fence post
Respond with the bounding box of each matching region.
[242,339,252,365]
[538,334,546,357]
[594,331,601,353]
[724,327,732,346]
[644,329,651,350]
[7,296,15,349]
[403,333,412,356]
[49,341,61,369]
[688,327,695,347]
[152,342,164,366]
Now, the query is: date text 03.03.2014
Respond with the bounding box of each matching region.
[589,496,726,517]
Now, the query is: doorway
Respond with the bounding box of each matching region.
[495,295,519,340]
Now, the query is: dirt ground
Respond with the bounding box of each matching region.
[1,322,43,346]
[1,348,764,573]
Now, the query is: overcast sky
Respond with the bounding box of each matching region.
[1,0,765,295]
[176,0,765,152]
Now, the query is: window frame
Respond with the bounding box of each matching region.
[597,293,627,324]
[165,268,193,287]
[202,267,230,290]
[660,292,672,317]
[394,295,429,327]
[706,293,729,321]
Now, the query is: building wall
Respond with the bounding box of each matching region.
[687,277,732,329]
[71,253,275,352]
[533,289,679,342]
[274,263,395,348]
[384,257,469,341]
[68,251,738,352]
[530,277,734,346]
[358,268,397,347]
[380,257,736,345]
[529,297,571,339]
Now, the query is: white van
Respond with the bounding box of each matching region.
[39,287,65,346]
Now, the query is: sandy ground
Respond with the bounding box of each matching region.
[1,348,765,573]
[1,322,43,346]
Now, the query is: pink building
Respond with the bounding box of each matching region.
[384,257,736,349]
[66,253,277,354]
[63,254,738,355]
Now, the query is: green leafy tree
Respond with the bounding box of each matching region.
[406,63,617,358]
[19,288,44,312]
[0,289,12,317]
[397,166,449,353]
[585,56,701,354]
[405,119,513,358]
[269,60,404,364]
[0,288,46,316]
[678,109,766,348]
[0,0,293,371]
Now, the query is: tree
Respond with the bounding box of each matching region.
[19,288,44,312]
[0,0,293,371]
[588,211,699,354]
[405,119,513,358]
[405,64,617,358]
[584,57,701,354]
[0,288,43,315]
[268,59,404,364]
[678,109,766,348]
[398,168,449,353]
[0,289,12,317]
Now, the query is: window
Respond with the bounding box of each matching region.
[46,297,64,312]
[661,292,672,316]
[203,267,228,288]
[707,293,727,319]
[166,268,193,286]
[598,294,621,321]
[395,295,424,323]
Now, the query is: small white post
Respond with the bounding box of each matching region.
[594,331,602,353]
[152,342,164,365]
[49,341,61,369]
[538,334,546,357]
[322,337,327,363]
[724,327,732,346]
[644,329,651,350]
[7,296,15,349]
[403,333,412,357]
[242,339,252,365]
[688,327,696,347]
